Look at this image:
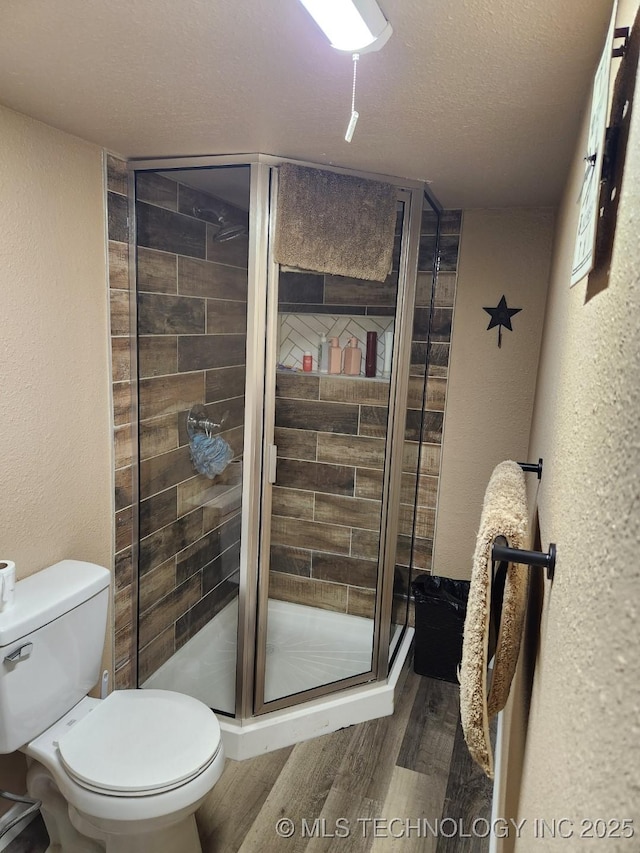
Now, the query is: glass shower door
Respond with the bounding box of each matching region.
[254,188,418,712]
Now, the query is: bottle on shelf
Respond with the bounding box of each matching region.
[318,334,329,373]
[302,351,313,372]
[365,331,377,377]
[342,337,362,376]
[328,337,342,374]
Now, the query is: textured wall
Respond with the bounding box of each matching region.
[432,209,554,580]
[506,9,640,845]
[0,104,111,801]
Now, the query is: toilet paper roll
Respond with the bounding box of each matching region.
[0,561,16,611]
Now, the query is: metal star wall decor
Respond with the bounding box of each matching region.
[483,295,522,348]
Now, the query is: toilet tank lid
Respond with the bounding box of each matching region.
[0,560,110,647]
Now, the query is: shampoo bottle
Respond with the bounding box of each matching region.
[318,334,329,373]
[328,337,342,374]
[342,337,362,376]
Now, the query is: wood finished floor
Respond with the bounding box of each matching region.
[8,661,493,853]
[198,662,494,853]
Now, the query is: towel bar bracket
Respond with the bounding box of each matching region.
[518,458,543,479]
[492,541,556,581]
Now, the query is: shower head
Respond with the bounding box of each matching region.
[192,205,248,242]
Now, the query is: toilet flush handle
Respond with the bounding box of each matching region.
[4,642,33,664]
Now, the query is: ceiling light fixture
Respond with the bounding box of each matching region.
[298,0,392,53]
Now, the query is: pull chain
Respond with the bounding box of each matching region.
[345,53,360,142]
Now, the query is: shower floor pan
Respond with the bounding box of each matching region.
[142,598,412,760]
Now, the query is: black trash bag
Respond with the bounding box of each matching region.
[411,574,470,682]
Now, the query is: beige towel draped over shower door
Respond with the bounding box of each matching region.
[459,460,529,778]
[273,163,398,282]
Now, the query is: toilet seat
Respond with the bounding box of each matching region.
[56,689,222,797]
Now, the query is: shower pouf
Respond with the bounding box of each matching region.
[189,432,234,479]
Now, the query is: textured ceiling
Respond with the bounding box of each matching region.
[0,0,613,207]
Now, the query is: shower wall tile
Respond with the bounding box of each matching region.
[140,558,177,615]
[438,236,461,271]
[205,365,246,403]
[113,381,133,426]
[278,272,324,304]
[138,247,178,294]
[111,337,131,383]
[319,376,389,406]
[139,488,177,539]
[114,423,133,470]
[206,230,249,269]
[137,202,206,258]
[275,399,359,435]
[275,372,320,401]
[175,571,239,650]
[271,516,351,555]
[176,464,242,517]
[139,372,204,420]
[274,427,318,461]
[107,154,128,195]
[138,626,175,684]
[106,154,136,690]
[109,241,129,289]
[136,172,178,211]
[202,541,242,595]
[323,275,397,307]
[272,487,315,520]
[108,192,129,243]
[270,545,312,577]
[206,299,248,335]
[178,334,246,372]
[175,514,242,585]
[138,336,178,378]
[312,554,377,589]
[351,528,379,560]
[138,573,201,649]
[347,587,376,619]
[139,413,179,460]
[317,433,385,469]
[202,484,242,533]
[354,468,384,500]
[434,272,457,307]
[178,256,248,300]
[276,459,354,497]
[358,405,390,438]
[109,288,130,335]
[139,509,203,575]
[269,572,348,614]
[314,494,381,532]
[114,465,133,513]
[139,444,194,499]
[138,292,205,335]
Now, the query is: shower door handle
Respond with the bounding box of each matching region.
[267,444,278,484]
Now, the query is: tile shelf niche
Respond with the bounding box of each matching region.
[278,311,394,377]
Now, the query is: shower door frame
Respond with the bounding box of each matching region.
[129,153,425,721]
[253,162,424,715]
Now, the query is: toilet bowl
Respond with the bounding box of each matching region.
[24,690,225,853]
[0,560,225,853]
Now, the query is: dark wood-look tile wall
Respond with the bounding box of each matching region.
[271,207,462,620]
[109,169,250,684]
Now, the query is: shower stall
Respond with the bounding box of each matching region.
[128,155,440,758]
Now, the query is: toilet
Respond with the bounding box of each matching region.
[0,560,225,853]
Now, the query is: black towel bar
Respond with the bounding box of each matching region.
[518,458,543,479]
[492,539,556,581]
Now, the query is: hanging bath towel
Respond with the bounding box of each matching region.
[459,460,529,778]
[274,163,397,282]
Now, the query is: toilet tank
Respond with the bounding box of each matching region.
[0,560,110,753]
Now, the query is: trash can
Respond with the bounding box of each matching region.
[411,574,470,682]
